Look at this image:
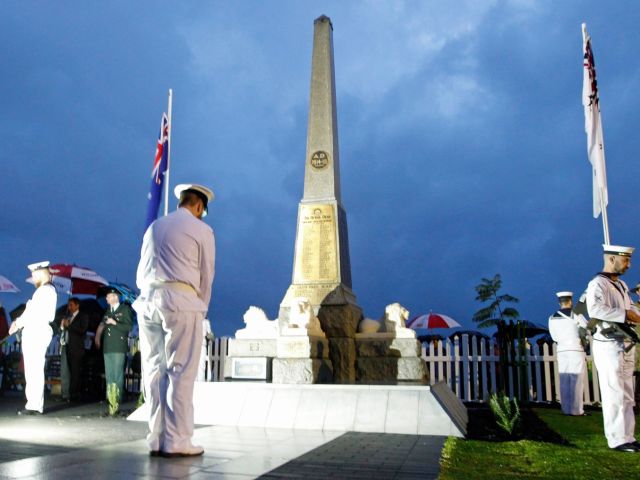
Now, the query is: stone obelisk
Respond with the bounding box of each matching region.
[279,15,362,383]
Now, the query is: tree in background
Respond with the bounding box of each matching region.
[473,274,527,399]
[472,274,520,328]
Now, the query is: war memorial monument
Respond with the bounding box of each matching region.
[226,15,428,387]
[131,16,467,437]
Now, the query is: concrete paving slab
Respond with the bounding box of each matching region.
[0,390,446,479]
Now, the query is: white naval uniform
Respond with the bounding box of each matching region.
[586,274,637,449]
[13,283,56,413]
[548,309,588,415]
[134,207,215,453]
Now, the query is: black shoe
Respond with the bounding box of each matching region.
[632,441,640,449]
[17,409,41,416]
[149,450,162,457]
[612,442,639,452]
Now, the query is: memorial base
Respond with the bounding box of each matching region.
[224,357,272,381]
[228,338,277,357]
[277,336,329,359]
[356,357,428,384]
[272,358,333,384]
[128,382,468,437]
[355,336,422,358]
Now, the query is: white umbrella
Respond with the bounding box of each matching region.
[0,275,20,293]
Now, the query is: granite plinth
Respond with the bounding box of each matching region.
[355,336,422,358]
[272,358,333,384]
[356,357,428,384]
[328,337,355,384]
[277,335,330,359]
[317,303,362,338]
[228,338,277,357]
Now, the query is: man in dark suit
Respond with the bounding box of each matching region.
[60,297,88,401]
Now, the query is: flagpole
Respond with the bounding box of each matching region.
[600,186,610,244]
[164,88,173,216]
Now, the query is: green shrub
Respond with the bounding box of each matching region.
[135,390,145,409]
[489,392,520,435]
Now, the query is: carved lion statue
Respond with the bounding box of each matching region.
[382,302,415,338]
[244,306,269,325]
[282,297,324,336]
[235,306,277,339]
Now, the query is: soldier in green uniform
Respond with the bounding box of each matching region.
[95,287,133,402]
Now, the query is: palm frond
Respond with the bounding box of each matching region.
[498,294,519,303]
[476,318,501,328]
[502,307,520,319]
[472,306,496,322]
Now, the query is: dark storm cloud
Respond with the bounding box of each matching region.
[2,1,639,337]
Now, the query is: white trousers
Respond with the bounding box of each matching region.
[592,340,636,448]
[138,305,203,452]
[557,350,587,415]
[21,329,53,413]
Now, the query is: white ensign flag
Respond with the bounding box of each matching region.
[582,23,608,219]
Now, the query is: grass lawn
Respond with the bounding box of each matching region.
[439,405,638,479]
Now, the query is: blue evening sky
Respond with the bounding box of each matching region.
[2,1,639,336]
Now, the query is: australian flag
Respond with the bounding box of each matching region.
[144,113,169,232]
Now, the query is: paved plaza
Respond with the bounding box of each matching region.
[0,393,445,479]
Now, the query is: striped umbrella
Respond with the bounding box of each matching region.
[407,312,461,330]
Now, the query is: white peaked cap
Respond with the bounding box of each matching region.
[603,244,634,257]
[555,291,573,298]
[27,261,50,272]
[174,184,215,202]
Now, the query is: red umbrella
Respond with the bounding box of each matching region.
[407,312,461,329]
[0,275,20,293]
[28,264,108,295]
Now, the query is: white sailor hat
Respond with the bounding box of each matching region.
[27,261,50,272]
[174,184,215,216]
[174,184,214,203]
[603,244,635,257]
[555,291,573,298]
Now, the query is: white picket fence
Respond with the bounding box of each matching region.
[421,334,600,404]
[3,334,600,404]
[204,335,599,404]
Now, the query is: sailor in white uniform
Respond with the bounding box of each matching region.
[134,184,215,458]
[548,291,588,415]
[9,261,57,415]
[586,244,640,452]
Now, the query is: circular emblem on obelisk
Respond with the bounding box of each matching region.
[310,151,329,170]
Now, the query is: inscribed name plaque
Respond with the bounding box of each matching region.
[230,357,271,381]
[293,204,338,284]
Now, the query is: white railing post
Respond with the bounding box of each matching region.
[523,340,535,401]
[470,336,479,401]
[489,338,497,395]
[479,338,489,400]
[438,339,446,384]
[533,342,543,402]
[552,343,560,403]
[461,335,470,401]
[452,337,460,396]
